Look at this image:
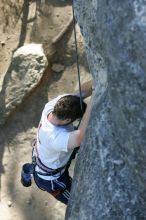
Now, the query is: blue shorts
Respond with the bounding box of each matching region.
[33,169,72,205]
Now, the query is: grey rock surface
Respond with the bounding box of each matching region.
[0,44,48,125]
[66,0,146,220]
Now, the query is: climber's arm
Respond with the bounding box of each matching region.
[67,92,94,150]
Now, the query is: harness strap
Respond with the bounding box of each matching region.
[35,155,66,175]
[33,142,67,176]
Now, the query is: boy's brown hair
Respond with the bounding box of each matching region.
[53,95,87,122]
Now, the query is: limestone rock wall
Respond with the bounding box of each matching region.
[66,0,146,219]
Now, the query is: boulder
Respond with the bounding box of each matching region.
[0,44,48,125]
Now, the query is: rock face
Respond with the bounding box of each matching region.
[0,44,48,125]
[66,1,146,220]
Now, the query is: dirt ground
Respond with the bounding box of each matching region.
[0,1,90,220]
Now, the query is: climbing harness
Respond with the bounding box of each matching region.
[21,137,79,188]
[21,144,68,187]
[32,141,67,176]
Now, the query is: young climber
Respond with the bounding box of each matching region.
[33,80,94,205]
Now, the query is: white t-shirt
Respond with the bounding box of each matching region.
[35,94,74,180]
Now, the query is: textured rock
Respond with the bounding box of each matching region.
[66,1,146,220]
[0,44,48,125]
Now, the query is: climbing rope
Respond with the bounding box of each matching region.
[72,1,83,112]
